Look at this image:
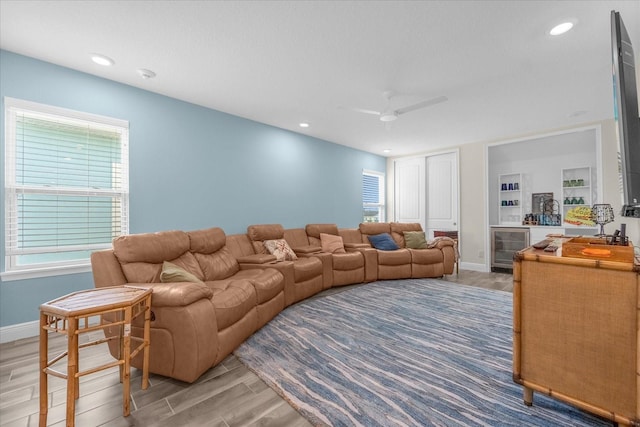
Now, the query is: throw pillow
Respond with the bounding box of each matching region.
[160,261,204,284]
[320,233,346,254]
[264,239,298,261]
[404,231,428,249]
[368,233,400,251]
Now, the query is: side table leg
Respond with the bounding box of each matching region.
[67,317,79,427]
[39,313,48,427]
[141,299,151,390]
[122,307,132,416]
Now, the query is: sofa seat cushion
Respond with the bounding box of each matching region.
[332,252,364,270]
[232,268,284,304]
[292,257,323,282]
[377,249,412,265]
[409,248,444,265]
[206,279,256,330]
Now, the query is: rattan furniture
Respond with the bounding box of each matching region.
[39,286,152,427]
[513,238,639,425]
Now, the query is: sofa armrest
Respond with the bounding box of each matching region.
[127,282,213,307]
[292,245,322,255]
[91,250,127,288]
[344,243,371,250]
[237,254,277,264]
[428,236,455,249]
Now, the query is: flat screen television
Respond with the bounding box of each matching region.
[611,10,640,217]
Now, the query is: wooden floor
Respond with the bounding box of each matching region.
[0,270,513,427]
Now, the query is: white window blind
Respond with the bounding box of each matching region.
[4,98,129,276]
[362,169,385,222]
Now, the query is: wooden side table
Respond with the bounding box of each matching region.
[39,286,152,427]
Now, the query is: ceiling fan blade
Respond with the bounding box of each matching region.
[395,95,448,115]
[341,106,381,116]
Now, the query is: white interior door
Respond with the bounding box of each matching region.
[394,157,425,227]
[425,152,458,239]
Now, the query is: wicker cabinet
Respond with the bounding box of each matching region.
[513,242,639,425]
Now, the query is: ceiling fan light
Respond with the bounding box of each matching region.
[379,112,397,122]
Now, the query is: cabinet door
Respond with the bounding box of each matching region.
[491,228,529,269]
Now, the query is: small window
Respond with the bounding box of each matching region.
[362,170,385,223]
[3,98,129,278]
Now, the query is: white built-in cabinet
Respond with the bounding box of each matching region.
[561,167,594,227]
[498,173,522,225]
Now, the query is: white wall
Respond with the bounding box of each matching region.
[387,118,640,271]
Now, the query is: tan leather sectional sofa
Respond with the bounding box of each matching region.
[91,222,456,383]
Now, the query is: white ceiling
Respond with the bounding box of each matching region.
[1,0,639,157]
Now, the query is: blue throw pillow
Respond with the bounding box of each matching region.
[368,233,400,251]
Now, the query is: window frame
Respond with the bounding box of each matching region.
[2,97,129,281]
[362,169,385,223]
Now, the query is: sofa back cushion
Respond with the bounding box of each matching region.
[283,228,310,248]
[226,233,256,258]
[358,222,391,244]
[339,228,363,244]
[305,223,339,246]
[112,230,204,283]
[247,224,285,254]
[188,227,240,280]
[188,227,226,254]
[320,233,347,254]
[390,222,424,248]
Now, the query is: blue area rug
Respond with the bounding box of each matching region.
[234,279,609,426]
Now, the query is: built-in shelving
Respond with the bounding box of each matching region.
[562,167,596,228]
[498,173,522,225]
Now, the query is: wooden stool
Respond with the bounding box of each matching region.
[39,286,152,427]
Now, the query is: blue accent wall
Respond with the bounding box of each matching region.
[0,50,385,328]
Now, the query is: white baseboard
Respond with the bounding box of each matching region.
[459,262,490,272]
[0,320,39,344]
[0,317,101,344]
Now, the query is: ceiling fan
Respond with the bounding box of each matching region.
[344,91,448,123]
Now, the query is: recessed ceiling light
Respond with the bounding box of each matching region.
[549,22,574,36]
[299,122,310,128]
[383,149,391,153]
[137,69,156,79]
[91,54,114,66]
